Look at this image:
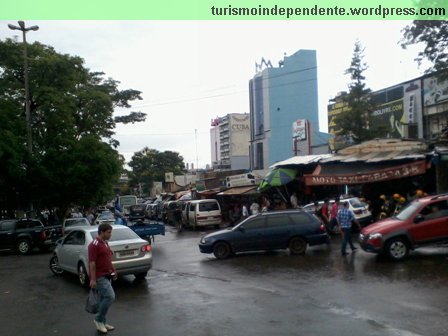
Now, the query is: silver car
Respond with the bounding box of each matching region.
[95,211,115,226]
[49,225,152,286]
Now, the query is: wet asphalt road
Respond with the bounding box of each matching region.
[1,225,448,336]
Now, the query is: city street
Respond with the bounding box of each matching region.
[1,226,448,336]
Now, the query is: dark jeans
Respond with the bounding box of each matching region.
[341,228,355,254]
[328,218,338,234]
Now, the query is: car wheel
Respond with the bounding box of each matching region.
[49,255,64,275]
[289,237,307,255]
[134,271,148,280]
[78,262,89,287]
[386,237,409,261]
[17,239,32,255]
[213,242,231,259]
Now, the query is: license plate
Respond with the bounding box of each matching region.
[117,250,137,258]
[207,217,214,220]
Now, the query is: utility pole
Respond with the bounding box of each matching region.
[8,21,39,212]
[195,129,199,170]
[8,21,39,154]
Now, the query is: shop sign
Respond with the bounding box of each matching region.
[304,161,427,186]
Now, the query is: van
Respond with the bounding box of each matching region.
[188,199,222,229]
[118,195,138,215]
[225,173,259,188]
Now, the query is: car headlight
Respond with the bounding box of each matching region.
[368,233,382,240]
[200,237,207,244]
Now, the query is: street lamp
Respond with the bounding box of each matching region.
[8,21,39,154]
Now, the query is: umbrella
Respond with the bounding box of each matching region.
[264,168,297,187]
[258,179,270,191]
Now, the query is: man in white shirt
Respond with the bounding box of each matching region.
[290,192,299,209]
[250,201,260,215]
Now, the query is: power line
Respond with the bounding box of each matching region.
[124,65,322,109]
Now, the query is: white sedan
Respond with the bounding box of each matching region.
[49,225,152,286]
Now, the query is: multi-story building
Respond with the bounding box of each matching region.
[210,113,250,170]
[328,72,448,150]
[249,49,330,173]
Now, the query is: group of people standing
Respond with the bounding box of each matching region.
[229,196,272,225]
[314,197,360,256]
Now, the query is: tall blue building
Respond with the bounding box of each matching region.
[249,49,329,172]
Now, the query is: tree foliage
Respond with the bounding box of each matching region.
[0,38,145,214]
[334,41,382,142]
[128,148,185,195]
[402,20,448,80]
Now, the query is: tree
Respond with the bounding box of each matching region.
[334,41,382,142]
[0,38,145,214]
[128,148,185,195]
[402,20,448,80]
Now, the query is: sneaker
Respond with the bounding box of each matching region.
[93,320,108,333]
[341,252,348,256]
[105,324,115,331]
[351,247,358,252]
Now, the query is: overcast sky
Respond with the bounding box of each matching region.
[0,21,429,168]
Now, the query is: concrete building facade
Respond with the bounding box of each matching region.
[210,113,250,170]
[249,49,329,173]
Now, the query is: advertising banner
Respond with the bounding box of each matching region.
[292,119,307,140]
[230,114,250,156]
[304,161,427,186]
[423,76,448,107]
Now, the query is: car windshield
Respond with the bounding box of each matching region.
[65,219,88,227]
[349,198,364,208]
[98,212,113,220]
[199,202,219,211]
[90,228,140,241]
[395,202,420,220]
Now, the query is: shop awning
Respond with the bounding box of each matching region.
[270,154,332,168]
[217,186,259,196]
[197,188,221,197]
[304,160,428,186]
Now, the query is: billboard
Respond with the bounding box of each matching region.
[327,83,423,139]
[423,76,448,106]
[230,114,250,156]
[327,100,350,136]
[292,119,307,140]
[370,98,404,138]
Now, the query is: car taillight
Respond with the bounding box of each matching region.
[141,245,151,252]
[40,231,47,240]
[319,224,326,232]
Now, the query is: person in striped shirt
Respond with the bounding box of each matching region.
[337,201,360,256]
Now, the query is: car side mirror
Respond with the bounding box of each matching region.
[238,226,245,232]
[57,238,63,245]
[414,215,424,224]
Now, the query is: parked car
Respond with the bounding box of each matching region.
[62,217,91,235]
[129,204,146,222]
[0,219,56,255]
[49,225,152,286]
[95,211,115,226]
[145,204,157,220]
[188,199,222,229]
[166,201,182,224]
[303,196,373,227]
[359,193,448,261]
[198,210,329,259]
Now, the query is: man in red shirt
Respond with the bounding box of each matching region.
[88,223,117,334]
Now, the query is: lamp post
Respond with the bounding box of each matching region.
[8,21,39,154]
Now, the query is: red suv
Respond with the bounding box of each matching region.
[359,193,448,260]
